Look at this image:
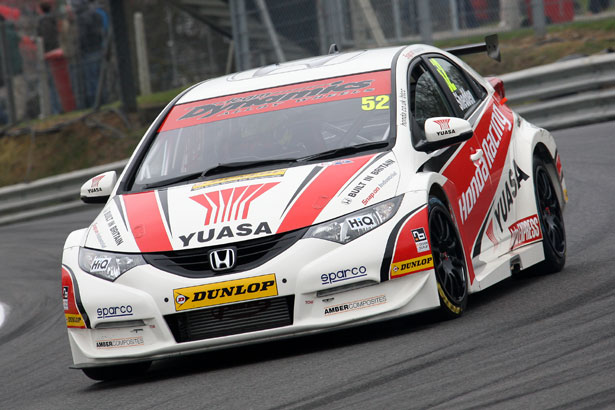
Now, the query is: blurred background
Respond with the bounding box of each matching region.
[0,0,613,185]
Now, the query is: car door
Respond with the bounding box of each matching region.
[428,55,520,271]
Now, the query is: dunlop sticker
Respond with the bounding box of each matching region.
[390,254,434,278]
[65,313,86,328]
[173,274,278,311]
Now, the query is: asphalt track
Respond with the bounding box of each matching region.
[1,121,614,410]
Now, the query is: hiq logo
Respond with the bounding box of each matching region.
[321,266,368,285]
[90,257,111,272]
[346,215,376,230]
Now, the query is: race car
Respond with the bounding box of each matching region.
[62,35,567,380]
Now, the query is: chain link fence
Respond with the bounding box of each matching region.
[0,0,613,126]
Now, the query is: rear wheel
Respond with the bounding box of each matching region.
[428,197,468,318]
[82,361,151,381]
[533,156,566,273]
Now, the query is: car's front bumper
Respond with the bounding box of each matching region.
[63,195,441,368]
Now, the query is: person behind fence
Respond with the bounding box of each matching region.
[75,0,105,108]
[0,14,24,124]
[37,1,62,114]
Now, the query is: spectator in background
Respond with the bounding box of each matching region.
[37,1,62,114]
[0,14,24,124]
[75,0,105,108]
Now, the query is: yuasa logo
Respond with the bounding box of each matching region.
[321,266,368,285]
[91,175,105,188]
[190,182,279,226]
[96,305,133,319]
[434,119,450,130]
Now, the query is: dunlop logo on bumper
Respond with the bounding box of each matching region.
[173,274,278,311]
[390,255,434,278]
[65,313,85,328]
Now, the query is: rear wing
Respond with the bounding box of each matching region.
[445,34,501,62]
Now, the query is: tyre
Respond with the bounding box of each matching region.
[533,156,566,273]
[82,361,152,381]
[428,197,468,318]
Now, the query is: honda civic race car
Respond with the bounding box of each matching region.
[62,36,567,380]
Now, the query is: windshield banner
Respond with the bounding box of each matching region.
[159,70,391,132]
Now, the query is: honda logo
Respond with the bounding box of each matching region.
[209,248,236,271]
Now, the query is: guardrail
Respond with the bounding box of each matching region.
[0,53,613,226]
[0,160,127,226]
[501,52,615,130]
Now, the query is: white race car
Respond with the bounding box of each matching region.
[62,36,567,380]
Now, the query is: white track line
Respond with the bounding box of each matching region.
[0,302,8,328]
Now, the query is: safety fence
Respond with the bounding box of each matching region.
[0,52,613,226]
[1,0,614,126]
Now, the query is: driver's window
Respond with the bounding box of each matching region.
[409,64,453,129]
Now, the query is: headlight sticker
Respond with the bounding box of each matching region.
[173,274,278,311]
[90,257,112,273]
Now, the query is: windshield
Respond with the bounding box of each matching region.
[133,70,392,189]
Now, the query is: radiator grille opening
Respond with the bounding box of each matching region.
[143,229,306,278]
[164,296,294,343]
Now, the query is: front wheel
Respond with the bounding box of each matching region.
[82,361,152,381]
[428,197,468,318]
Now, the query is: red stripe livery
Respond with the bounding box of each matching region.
[123,191,173,252]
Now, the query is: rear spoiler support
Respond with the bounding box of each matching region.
[445,34,501,62]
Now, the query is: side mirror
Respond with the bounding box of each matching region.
[80,171,117,204]
[422,117,473,150]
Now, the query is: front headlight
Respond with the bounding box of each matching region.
[78,248,146,281]
[305,195,402,244]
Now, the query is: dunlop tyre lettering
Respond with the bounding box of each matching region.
[428,197,468,318]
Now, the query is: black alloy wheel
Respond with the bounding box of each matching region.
[533,157,566,273]
[428,197,468,318]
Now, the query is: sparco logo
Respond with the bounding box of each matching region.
[97,305,133,319]
[321,266,367,285]
[209,248,236,271]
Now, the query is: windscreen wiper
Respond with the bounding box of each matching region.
[142,171,206,190]
[203,158,298,177]
[298,141,390,162]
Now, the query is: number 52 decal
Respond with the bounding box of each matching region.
[362,95,390,110]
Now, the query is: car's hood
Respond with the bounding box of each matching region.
[84,152,400,252]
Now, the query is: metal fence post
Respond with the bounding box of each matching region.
[316,0,328,55]
[134,12,151,96]
[449,0,459,34]
[108,0,137,113]
[392,0,402,41]
[417,0,433,44]
[230,0,251,71]
[532,0,547,38]
[255,0,285,63]
[35,37,51,118]
[0,20,16,125]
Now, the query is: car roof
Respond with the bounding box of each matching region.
[176,45,416,105]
